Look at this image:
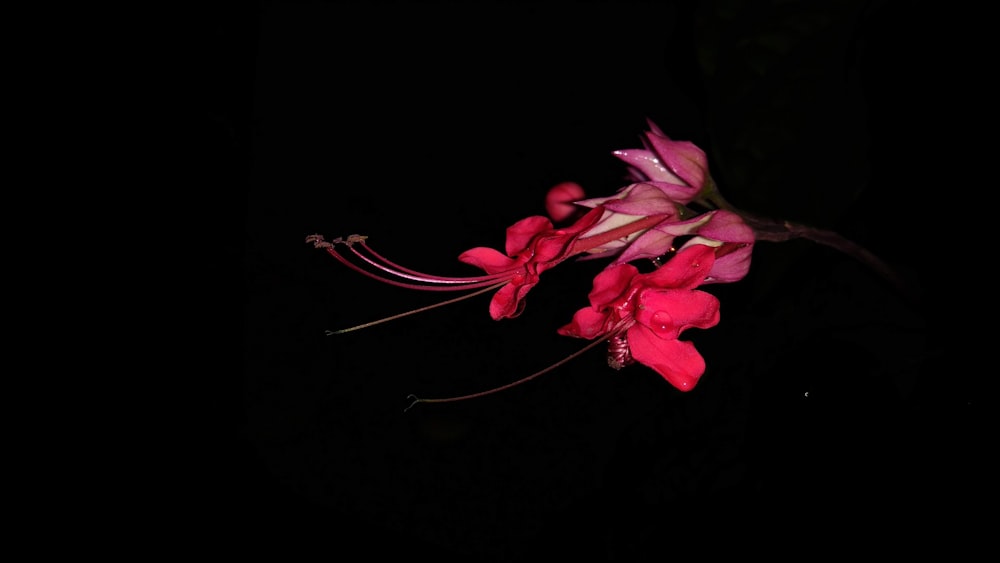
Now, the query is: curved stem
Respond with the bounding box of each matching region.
[739,210,920,304]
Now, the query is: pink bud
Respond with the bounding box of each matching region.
[545,181,586,223]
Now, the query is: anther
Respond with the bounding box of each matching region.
[305,234,333,249]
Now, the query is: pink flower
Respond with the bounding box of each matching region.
[306,200,669,325]
[571,182,684,258]
[545,181,587,223]
[458,207,604,319]
[612,121,711,205]
[613,209,755,284]
[564,183,754,283]
[557,244,721,391]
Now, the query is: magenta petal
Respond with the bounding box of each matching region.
[626,327,705,392]
[598,183,679,216]
[694,210,755,243]
[489,281,534,320]
[679,237,753,284]
[645,244,716,290]
[557,306,612,339]
[458,246,518,274]
[612,149,685,185]
[613,226,677,264]
[677,210,755,284]
[614,215,710,265]
[615,211,715,263]
[586,263,638,309]
[645,118,667,137]
[634,289,720,339]
[708,244,753,283]
[575,183,679,215]
[488,283,518,320]
[653,213,712,235]
[573,184,629,208]
[546,181,586,222]
[644,133,707,190]
[645,181,701,205]
[504,216,553,256]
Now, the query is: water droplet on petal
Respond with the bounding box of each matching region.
[648,310,674,335]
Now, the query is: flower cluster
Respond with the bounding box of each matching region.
[307,120,897,407]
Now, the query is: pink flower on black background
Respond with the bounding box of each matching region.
[558,244,721,391]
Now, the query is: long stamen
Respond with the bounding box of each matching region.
[404,336,611,412]
[308,233,510,291]
[326,247,508,291]
[327,281,508,334]
[354,240,508,284]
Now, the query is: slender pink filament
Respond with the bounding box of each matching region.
[329,281,508,334]
[354,241,509,284]
[321,213,671,293]
[325,246,512,291]
[404,336,611,411]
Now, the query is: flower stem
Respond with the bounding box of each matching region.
[738,209,920,303]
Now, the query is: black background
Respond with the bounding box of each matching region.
[200,0,983,557]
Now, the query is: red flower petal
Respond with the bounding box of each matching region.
[644,244,715,290]
[458,246,519,274]
[504,216,553,257]
[586,263,638,309]
[489,281,535,320]
[634,289,720,340]
[626,327,706,391]
[545,181,586,223]
[557,306,613,339]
